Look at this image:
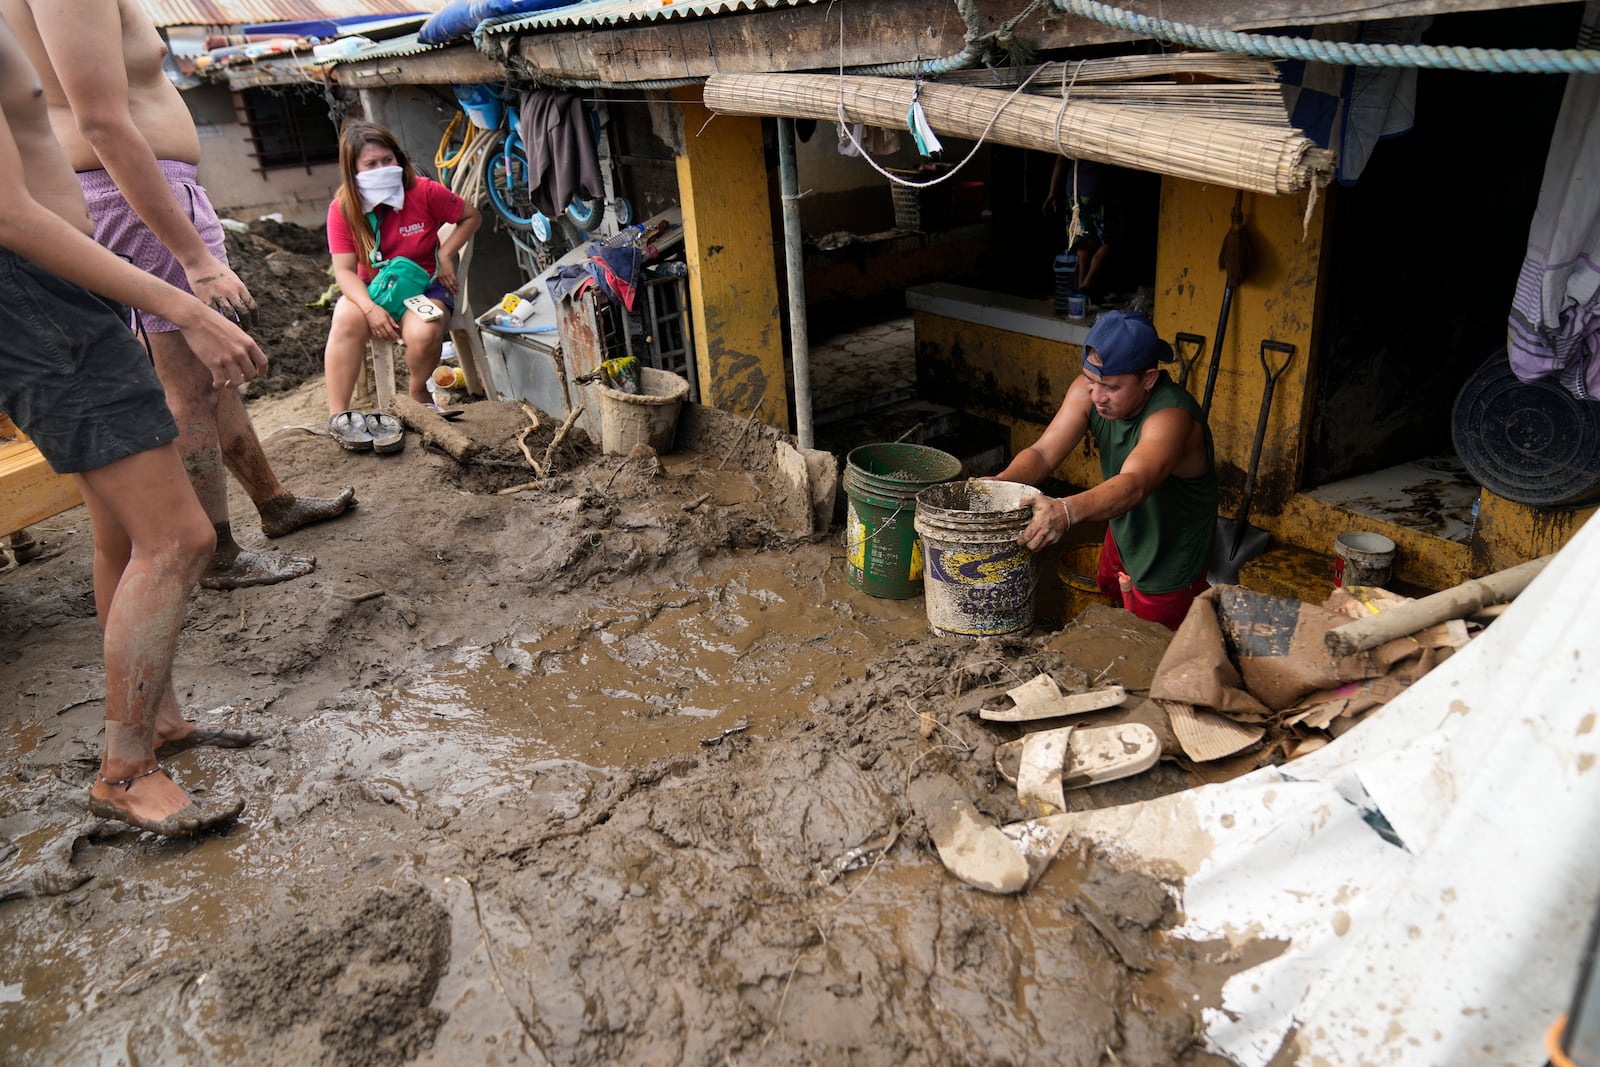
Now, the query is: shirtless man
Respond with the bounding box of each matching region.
[993,311,1218,630]
[0,0,355,590]
[0,13,258,834]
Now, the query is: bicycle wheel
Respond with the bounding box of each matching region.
[485,134,537,231]
[565,195,601,229]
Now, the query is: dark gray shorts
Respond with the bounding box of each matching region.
[0,247,178,474]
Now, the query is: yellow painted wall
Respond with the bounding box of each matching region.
[1152,180,1327,517]
[1474,491,1596,574]
[913,313,1100,489]
[674,92,788,428]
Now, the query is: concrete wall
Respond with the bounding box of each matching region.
[188,84,341,228]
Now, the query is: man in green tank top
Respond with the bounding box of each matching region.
[992,310,1218,630]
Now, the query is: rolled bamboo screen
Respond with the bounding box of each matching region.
[703,71,1333,196]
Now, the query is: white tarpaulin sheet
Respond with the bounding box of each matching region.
[1051,516,1600,1066]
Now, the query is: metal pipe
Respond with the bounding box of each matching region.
[776,117,813,450]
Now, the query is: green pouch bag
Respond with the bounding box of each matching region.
[365,211,433,319]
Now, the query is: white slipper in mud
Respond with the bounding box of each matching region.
[909,774,1066,895]
[981,673,1127,723]
[996,723,1161,808]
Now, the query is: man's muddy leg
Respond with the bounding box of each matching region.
[215,386,356,538]
[148,331,314,588]
[76,450,214,828]
[78,467,198,751]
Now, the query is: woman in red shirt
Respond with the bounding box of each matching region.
[323,121,481,417]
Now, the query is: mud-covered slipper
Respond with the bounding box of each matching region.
[88,767,244,838]
[909,773,1069,896]
[365,412,404,454]
[329,410,374,452]
[156,724,267,757]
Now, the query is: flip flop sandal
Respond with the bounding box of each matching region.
[155,724,267,757]
[365,412,405,454]
[329,410,374,452]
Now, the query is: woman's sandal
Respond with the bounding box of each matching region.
[365,412,405,454]
[329,410,375,452]
[88,765,244,838]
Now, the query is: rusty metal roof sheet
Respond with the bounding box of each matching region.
[480,0,820,34]
[139,1,445,28]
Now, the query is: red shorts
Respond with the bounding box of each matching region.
[1095,528,1209,631]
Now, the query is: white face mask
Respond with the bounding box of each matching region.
[354,165,405,212]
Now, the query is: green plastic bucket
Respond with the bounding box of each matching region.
[914,479,1038,635]
[842,443,963,599]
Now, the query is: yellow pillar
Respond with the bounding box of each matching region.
[673,91,788,428]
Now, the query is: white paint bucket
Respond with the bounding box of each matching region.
[1333,531,1396,587]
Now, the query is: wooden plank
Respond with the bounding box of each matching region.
[0,438,81,537]
[512,0,1557,83]
[335,45,504,88]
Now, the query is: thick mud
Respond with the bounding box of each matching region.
[1,241,1245,1063]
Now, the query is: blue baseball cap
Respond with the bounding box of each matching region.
[1083,311,1172,377]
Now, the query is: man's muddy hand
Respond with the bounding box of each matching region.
[186,256,258,329]
[173,302,268,388]
[1018,493,1071,552]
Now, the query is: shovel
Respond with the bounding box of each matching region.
[1200,190,1251,420]
[1173,332,1206,390]
[1210,339,1295,585]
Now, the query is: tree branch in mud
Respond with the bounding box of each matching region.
[540,406,585,477]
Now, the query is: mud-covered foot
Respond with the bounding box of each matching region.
[155,720,267,756]
[200,546,316,590]
[88,767,243,838]
[258,488,356,538]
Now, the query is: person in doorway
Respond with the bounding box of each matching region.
[0,13,259,833]
[323,121,481,418]
[992,310,1218,630]
[0,0,357,590]
[1043,156,1113,296]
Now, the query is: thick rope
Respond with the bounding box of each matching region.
[1051,0,1600,73]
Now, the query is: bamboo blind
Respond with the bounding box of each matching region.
[703,72,1334,196]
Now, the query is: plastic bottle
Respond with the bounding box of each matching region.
[1053,251,1079,317]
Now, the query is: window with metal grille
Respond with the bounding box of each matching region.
[236,87,338,172]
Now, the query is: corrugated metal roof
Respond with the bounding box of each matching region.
[139,1,445,29]
[481,0,819,34]
[324,29,442,62]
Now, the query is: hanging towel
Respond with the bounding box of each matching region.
[518,90,604,220]
[1507,2,1600,399]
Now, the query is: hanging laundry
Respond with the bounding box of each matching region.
[834,122,902,159]
[518,90,604,220]
[1508,2,1600,399]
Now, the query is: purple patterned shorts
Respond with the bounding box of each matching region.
[77,160,228,334]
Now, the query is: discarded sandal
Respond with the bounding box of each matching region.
[156,724,267,757]
[329,410,374,452]
[908,773,1064,895]
[365,411,404,454]
[88,767,244,838]
[995,723,1161,811]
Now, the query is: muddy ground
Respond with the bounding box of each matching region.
[0,224,1246,1066]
